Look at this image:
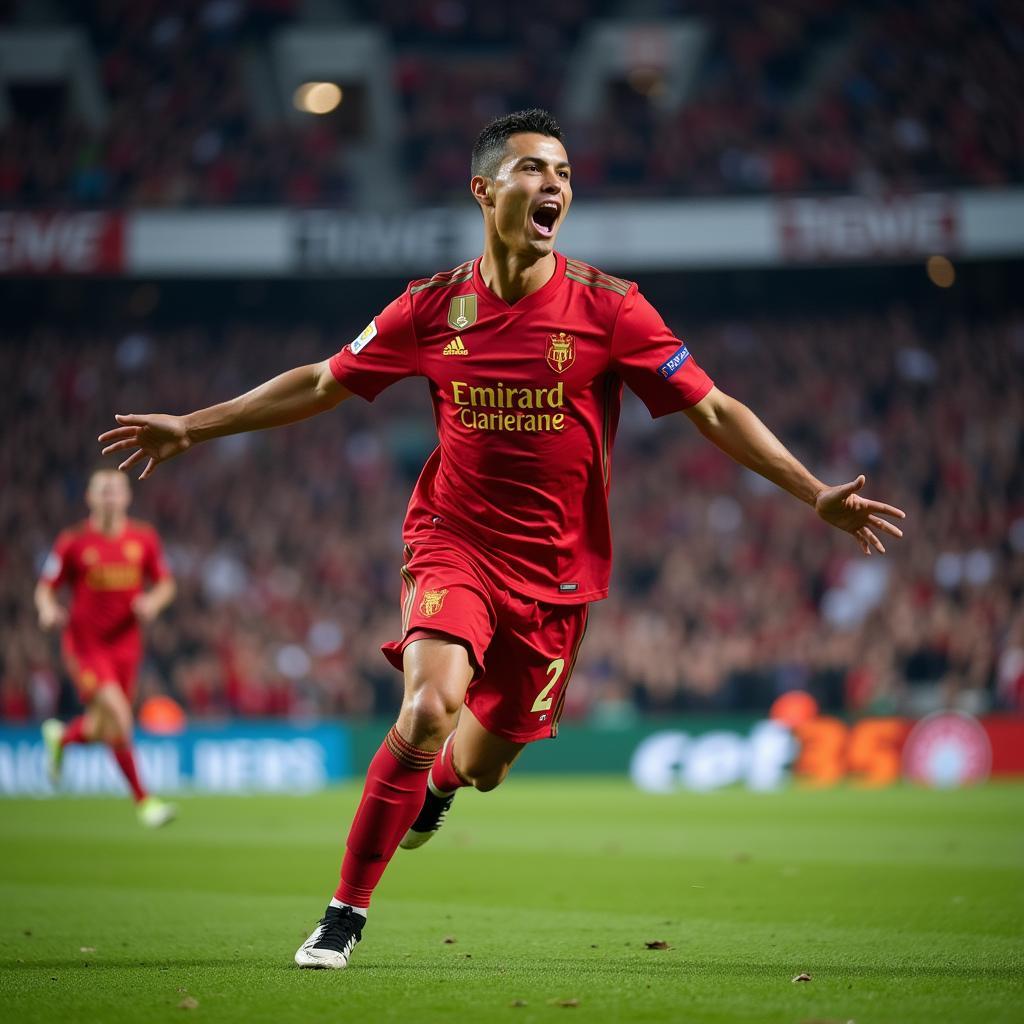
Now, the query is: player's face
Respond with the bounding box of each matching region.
[487,133,572,255]
[86,471,131,518]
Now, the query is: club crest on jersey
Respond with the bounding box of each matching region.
[419,588,449,616]
[546,332,575,374]
[448,295,477,331]
[123,540,143,562]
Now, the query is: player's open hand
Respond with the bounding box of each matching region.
[98,413,191,480]
[815,475,906,555]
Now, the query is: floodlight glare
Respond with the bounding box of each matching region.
[294,82,343,115]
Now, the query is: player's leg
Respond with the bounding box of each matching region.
[42,708,100,785]
[93,661,176,827]
[43,650,107,785]
[297,541,494,969]
[90,683,145,799]
[405,595,589,850]
[401,706,524,849]
[447,703,527,790]
[295,635,474,969]
[338,636,472,900]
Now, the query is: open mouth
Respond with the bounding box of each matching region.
[530,203,559,238]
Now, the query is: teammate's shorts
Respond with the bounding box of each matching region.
[62,638,140,703]
[381,538,589,743]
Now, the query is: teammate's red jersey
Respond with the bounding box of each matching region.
[40,518,171,656]
[330,252,713,603]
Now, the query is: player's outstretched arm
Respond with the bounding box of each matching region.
[683,386,905,555]
[98,360,351,479]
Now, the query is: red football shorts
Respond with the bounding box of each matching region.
[381,538,589,743]
[62,638,140,703]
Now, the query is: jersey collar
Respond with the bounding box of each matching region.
[471,252,565,314]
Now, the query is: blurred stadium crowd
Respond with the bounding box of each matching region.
[2,0,1021,207]
[3,306,1022,724]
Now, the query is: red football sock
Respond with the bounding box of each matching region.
[335,725,436,908]
[429,732,469,795]
[60,716,91,748]
[110,743,147,803]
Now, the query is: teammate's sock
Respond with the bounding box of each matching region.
[334,725,436,907]
[428,731,469,795]
[110,743,147,803]
[329,897,368,919]
[60,716,91,748]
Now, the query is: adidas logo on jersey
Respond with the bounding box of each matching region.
[443,336,469,356]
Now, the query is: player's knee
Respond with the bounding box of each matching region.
[93,691,132,744]
[104,717,131,746]
[402,685,460,746]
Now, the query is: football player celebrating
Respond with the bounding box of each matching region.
[98,110,905,965]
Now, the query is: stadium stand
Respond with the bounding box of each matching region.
[3,307,1021,723]
[0,0,1021,206]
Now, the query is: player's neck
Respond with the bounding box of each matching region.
[90,512,125,537]
[478,249,555,305]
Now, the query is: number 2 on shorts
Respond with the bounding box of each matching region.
[531,658,565,713]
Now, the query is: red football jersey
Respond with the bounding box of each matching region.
[40,518,171,653]
[330,253,713,603]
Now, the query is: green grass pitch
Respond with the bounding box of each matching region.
[1,779,1021,1023]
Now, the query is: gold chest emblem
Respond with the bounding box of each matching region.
[448,295,477,331]
[546,332,576,373]
[419,588,449,617]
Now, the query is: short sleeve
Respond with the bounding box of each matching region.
[610,285,713,418]
[329,289,418,401]
[40,531,73,587]
[144,530,172,583]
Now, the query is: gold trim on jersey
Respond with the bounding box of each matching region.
[410,261,475,295]
[551,608,590,737]
[565,259,630,296]
[400,565,418,633]
[601,373,616,487]
[564,271,631,296]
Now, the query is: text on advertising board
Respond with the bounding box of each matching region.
[0,212,124,274]
[778,194,958,262]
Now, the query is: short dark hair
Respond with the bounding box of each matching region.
[471,109,564,178]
